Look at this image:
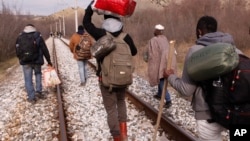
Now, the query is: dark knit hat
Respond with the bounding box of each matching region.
[78,25,84,31]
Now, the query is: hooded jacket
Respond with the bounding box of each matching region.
[167,32,242,120]
[16,25,51,65]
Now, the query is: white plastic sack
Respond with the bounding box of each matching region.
[42,67,61,87]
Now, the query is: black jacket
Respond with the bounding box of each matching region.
[16,31,51,65]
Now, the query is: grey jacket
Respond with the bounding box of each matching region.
[168,32,242,120]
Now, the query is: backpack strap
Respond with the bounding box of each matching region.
[106,32,113,37]
[83,33,92,44]
[117,32,127,40]
[106,32,127,41]
[78,35,84,45]
[33,32,41,46]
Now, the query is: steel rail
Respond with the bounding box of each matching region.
[52,38,68,141]
[126,90,198,141]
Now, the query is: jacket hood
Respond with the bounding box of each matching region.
[23,25,37,33]
[196,31,235,46]
[102,18,123,33]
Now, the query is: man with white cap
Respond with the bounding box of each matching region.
[146,24,177,108]
[83,1,137,141]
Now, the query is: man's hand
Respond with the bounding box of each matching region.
[163,69,174,79]
[48,62,53,67]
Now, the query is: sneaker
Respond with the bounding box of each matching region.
[153,94,161,100]
[27,98,36,104]
[164,101,172,108]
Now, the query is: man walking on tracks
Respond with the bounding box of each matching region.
[163,16,243,141]
[146,24,177,108]
[69,25,93,86]
[83,2,137,141]
[16,24,52,104]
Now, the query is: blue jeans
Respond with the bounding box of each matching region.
[22,64,42,100]
[157,78,171,102]
[77,60,87,83]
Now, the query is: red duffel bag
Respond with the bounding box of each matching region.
[92,0,136,17]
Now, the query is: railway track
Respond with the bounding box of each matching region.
[0,37,230,140]
[52,38,68,141]
[1,37,231,141]
[57,38,199,141]
[0,37,218,141]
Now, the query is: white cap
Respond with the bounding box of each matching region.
[23,25,36,33]
[155,24,164,30]
[102,18,123,33]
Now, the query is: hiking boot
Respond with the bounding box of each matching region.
[153,94,161,100]
[79,82,86,86]
[120,122,128,141]
[164,101,172,108]
[36,92,46,99]
[27,98,36,104]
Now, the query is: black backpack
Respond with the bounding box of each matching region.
[16,32,40,63]
[202,54,250,129]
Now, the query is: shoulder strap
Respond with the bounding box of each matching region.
[33,31,40,38]
[105,32,127,40]
[117,32,127,40]
[79,35,84,44]
[33,32,41,46]
[79,33,91,43]
[105,32,113,38]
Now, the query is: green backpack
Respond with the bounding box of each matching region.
[100,32,134,91]
[187,43,239,81]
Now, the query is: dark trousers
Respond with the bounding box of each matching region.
[99,84,127,137]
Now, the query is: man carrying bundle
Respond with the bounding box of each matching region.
[83,1,137,140]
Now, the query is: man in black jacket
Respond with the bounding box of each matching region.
[83,2,137,141]
[16,24,52,104]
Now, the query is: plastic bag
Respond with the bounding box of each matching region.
[42,67,61,87]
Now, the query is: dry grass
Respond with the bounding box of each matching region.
[1,0,250,80]
[129,0,250,79]
[0,57,18,80]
